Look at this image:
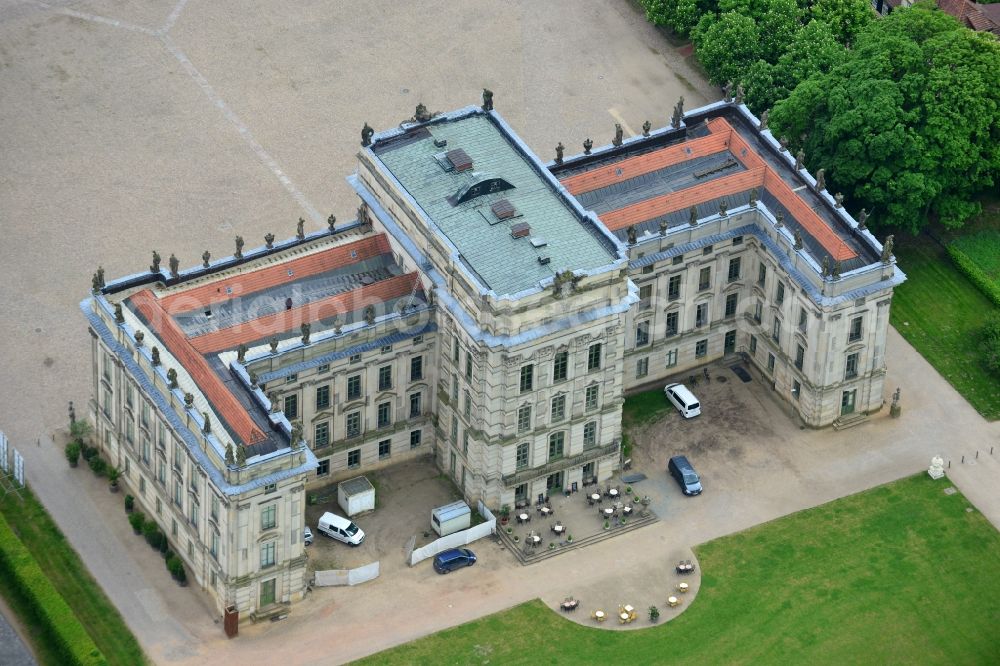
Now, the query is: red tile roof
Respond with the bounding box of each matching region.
[129,289,268,445]
[188,273,422,353]
[762,170,855,261]
[160,235,392,314]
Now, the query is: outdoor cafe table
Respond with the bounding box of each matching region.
[590,493,601,502]
[540,506,552,516]
[624,604,634,613]
[594,610,605,621]
[602,507,614,516]
[553,524,565,534]
[623,505,633,515]
[620,612,630,622]
[529,535,541,545]
[518,512,529,523]
[609,488,619,498]
[668,596,680,607]
[678,583,689,593]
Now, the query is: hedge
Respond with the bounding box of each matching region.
[0,512,107,665]
[947,244,1000,309]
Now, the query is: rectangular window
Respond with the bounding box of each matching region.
[410,429,422,449]
[587,343,602,371]
[758,263,767,287]
[849,316,863,342]
[776,282,785,305]
[585,385,599,411]
[639,284,652,309]
[378,365,392,391]
[260,541,276,569]
[703,244,713,255]
[672,254,683,265]
[772,318,781,343]
[666,349,678,368]
[583,421,597,449]
[666,311,679,337]
[379,439,391,459]
[551,394,566,422]
[696,303,708,328]
[158,423,166,449]
[463,390,472,419]
[552,351,568,382]
[792,380,801,400]
[516,442,529,470]
[315,385,330,410]
[314,421,330,448]
[413,335,423,345]
[126,420,135,445]
[377,401,391,428]
[451,416,458,443]
[636,357,649,378]
[517,405,531,433]
[450,451,457,475]
[157,458,166,484]
[347,448,360,469]
[462,431,469,455]
[754,301,763,324]
[520,364,534,393]
[698,267,711,291]
[103,352,112,381]
[695,339,708,358]
[316,364,329,374]
[286,373,298,384]
[451,375,459,401]
[210,531,219,558]
[317,459,329,476]
[409,392,422,418]
[548,431,565,461]
[126,384,134,408]
[668,275,682,300]
[767,353,776,372]
[381,345,392,354]
[346,411,361,438]
[845,352,859,380]
[261,504,277,531]
[465,351,473,381]
[725,293,738,318]
[155,497,162,515]
[636,321,650,346]
[410,355,423,381]
[349,353,361,364]
[141,402,150,429]
[727,257,741,282]
[733,235,743,245]
[453,337,460,363]
[799,307,808,333]
[641,264,654,274]
[750,335,758,354]
[795,345,805,371]
[210,495,219,522]
[283,394,298,419]
[173,443,183,471]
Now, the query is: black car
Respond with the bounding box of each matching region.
[668,455,703,496]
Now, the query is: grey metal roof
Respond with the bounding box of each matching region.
[340,476,374,496]
[373,113,617,295]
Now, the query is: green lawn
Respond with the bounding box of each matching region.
[358,475,1000,665]
[890,233,1000,420]
[951,230,1000,284]
[0,487,147,666]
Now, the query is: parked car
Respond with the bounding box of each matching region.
[317,511,365,546]
[433,548,477,574]
[668,455,703,496]
[664,382,701,418]
[303,526,313,546]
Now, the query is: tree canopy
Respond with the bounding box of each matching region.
[771,4,1000,231]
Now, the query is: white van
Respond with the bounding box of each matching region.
[664,383,701,418]
[317,512,365,546]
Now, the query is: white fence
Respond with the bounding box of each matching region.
[313,561,380,587]
[408,501,495,566]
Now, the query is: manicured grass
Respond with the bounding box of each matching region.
[0,487,147,666]
[358,475,1000,664]
[890,234,1000,420]
[951,230,1000,283]
[623,388,671,429]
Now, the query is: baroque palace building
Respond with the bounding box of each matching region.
[82,92,903,618]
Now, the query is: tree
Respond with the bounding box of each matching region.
[771,4,1000,232]
[809,0,873,44]
[641,0,717,37]
[693,12,762,85]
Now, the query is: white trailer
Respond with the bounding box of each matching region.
[431,500,471,537]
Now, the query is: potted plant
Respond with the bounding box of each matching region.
[505,526,513,535]
[649,605,660,623]
[108,467,121,493]
[65,441,80,468]
[603,520,610,531]
[513,535,520,543]
[124,494,134,513]
[88,455,107,476]
[621,518,627,526]
[499,504,510,525]
[129,511,145,534]
[625,485,632,494]
[548,542,555,550]
[566,534,573,543]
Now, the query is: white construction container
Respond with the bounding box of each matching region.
[337,476,375,517]
[431,500,471,537]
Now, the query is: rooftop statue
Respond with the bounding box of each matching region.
[296,217,305,240]
[150,250,161,273]
[555,142,564,164]
[857,208,868,229]
[689,205,698,226]
[881,235,894,263]
[151,346,160,365]
[225,443,235,467]
[759,109,769,131]
[167,367,178,389]
[301,322,311,344]
[236,444,247,467]
[795,150,805,171]
[482,88,494,111]
[583,138,593,155]
[779,136,788,152]
[327,214,336,232]
[775,211,784,228]
[834,193,844,208]
[202,250,211,268]
[114,303,125,323]
[612,123,623,147]
[642,120,651,137]
[627,225,637,245]
[237,343,247,364]
[723,81,733,103]
[364,305,376,325]
[202,412,211,434]
[793,229,803,250]
[815,168,826,192]
[269,336,279,353]
[361,122,374,147]
[264,232,275,249]
[234,235,244,259]
[735,83,744,105]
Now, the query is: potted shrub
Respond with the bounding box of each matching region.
[65,441,80,468]
[69,419,93,445]
[505,526,513,535]
[143,521,160,549]
[566,534,573,544]
[108,467,121,493]
[88,455,107,476]
[625,485,632,495]
[499,505,510,525]
[124,494,134,513]
[513,535,520,543]
[603,520,610,531]
[548,542,555,551]
[621,518,627,527]
[81,444,99,461]
[158,534,169,555]
[129,511,145,534]
[649,605,660,623]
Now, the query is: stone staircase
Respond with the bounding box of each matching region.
[832,412,869,430]
[497,510,659,566]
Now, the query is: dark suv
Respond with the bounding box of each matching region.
[433,548,477,574]
[668,455,703,496]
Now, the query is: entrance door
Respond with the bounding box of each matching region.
[514,483,527,503]
[841,389,856,415]
[260,578,276,607]
[582,462,595,485]
[546,471,563,491]
[724,330,736,354]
